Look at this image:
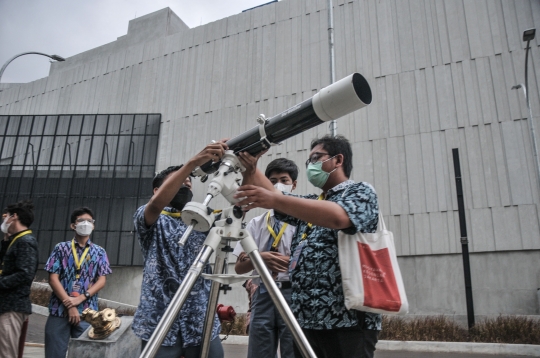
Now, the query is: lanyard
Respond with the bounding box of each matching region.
[0,230,32,274]
[266,211,288,250]
[301,194,325,240]
[161,210,181,218]
[71,239,91,279]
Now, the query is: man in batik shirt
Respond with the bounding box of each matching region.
[236,135,381,358]
[44,207,111,358]
[132,141,227,358]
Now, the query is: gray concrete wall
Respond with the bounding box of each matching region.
[3,0,540,316]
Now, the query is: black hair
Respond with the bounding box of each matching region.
[310,135,353,178]
[70,207,95,224]
[265,158,299,181]
[5,200,35,228]
[152,165,185,190]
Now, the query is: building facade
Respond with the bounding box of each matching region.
[1,1,540,317]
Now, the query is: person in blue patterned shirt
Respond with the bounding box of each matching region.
[133,141,228,358]
[236,135,381,358]
[44,207,112,358]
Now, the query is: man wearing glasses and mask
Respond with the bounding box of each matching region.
[44,207,112,358]
[236,135,381,358]
[132,141,228,358]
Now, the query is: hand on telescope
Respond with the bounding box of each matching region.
[237,150,267,177]
[188,140,229,167]
[260,251,289,273]
[235,185,278,210]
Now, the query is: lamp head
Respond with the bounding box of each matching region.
[51,55,66,62]
[523,28,536,42]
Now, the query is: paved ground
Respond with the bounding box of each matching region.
[23,314,525,358]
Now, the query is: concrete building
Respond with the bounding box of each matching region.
[1,0,540,320]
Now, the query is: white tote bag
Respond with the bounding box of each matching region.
[338,212,408,315]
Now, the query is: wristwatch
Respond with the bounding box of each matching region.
[84,291,91,300]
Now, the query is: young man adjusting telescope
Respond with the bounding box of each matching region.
[235,135,381,358]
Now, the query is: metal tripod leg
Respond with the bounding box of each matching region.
[199,240,228,358]
[239,235,317,358]
[139,229,223,358]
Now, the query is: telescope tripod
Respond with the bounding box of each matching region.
[139,151,316,358]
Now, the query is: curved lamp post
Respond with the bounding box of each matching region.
[512,28,538,193]
[0,52,66,84]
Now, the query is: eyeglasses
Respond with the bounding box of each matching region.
[76,218,95,224]
[305,152,330,167]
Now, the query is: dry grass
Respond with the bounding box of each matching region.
[380,315,466,342]
[30,285,540,344]
[380,315,540,345]
[29,286,51,307]
[469,316,540,345]
[220,313,248,336]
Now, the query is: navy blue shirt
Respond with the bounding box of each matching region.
[276,180,382,330]
[132,205,220,347]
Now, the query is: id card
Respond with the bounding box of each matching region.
[289,241,306,272]
[70,281,81,297]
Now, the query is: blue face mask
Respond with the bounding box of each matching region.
[306,156,337,188]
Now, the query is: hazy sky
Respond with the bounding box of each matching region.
[0,0,271,83]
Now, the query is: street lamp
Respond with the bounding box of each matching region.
[0,52,66,85]
[512,28,538,192]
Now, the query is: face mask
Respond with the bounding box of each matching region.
[306,156,337,188]
[274,183,293,193]
[1,216,12,234]
[170,186,193,211]
[75,221,93,236]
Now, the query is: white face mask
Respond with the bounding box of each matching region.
[1,216,12,234]
[75,221,93,237]
[274,182,293,193]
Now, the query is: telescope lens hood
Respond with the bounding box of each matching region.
[312,73,372,122]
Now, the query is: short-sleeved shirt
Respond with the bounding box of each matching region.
[232,210,296,285]
[132,205,220,348]
[275,180,382,331]
[44,239,112,317]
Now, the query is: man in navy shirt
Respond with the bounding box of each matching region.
[236,135,381,358]
[133,141,227,358]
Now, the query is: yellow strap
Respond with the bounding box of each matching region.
[0,230,32,274]
[301,194,325,240]
[266,211,288,250]
[161,210,181,218]
[71,239,91,279]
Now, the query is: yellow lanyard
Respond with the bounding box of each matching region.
[266,211,288,250]
[301,194,325,240]
[71,239,91,279]
[0,230,32,274]
[161,210,181,218]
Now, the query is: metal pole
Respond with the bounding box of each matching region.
[524,39,540,194]
[0,52,65,84]
[245,243,316,358]
[327,0,337,136]
[452,148,475,329]
[199,245,227,358]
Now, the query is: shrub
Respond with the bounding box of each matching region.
[469,316,540,345]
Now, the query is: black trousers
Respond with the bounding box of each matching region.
[293,313,379,358]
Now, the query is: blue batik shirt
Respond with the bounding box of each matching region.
[275,180,382,331]
[132,205,220,347]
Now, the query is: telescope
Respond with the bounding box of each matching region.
[192,72,372,177]
[141,73,373,358]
